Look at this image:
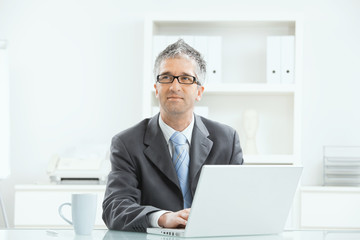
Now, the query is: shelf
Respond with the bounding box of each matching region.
[15,184,106,227]
[144,15,302,165]
[243,154,296,164]
[151,91,295,156]
[301,186,360,192]
[150,83,295,95]
[205,83,295,95]
[149,13,299,28]
[15,184,106,191]
[300,186,360,228]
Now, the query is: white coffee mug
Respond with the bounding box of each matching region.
[58,193,97,235]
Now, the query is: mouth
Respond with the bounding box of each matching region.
[167,96,183,101]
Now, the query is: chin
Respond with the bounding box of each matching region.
[161,102,193,116]
[167,109,185,116]
[163,107,187,116]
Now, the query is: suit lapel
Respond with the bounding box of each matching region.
[143,114,180,190]
[189,114,213,195]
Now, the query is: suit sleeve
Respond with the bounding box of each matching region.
[102,136,160,232]
[230,130,244,165]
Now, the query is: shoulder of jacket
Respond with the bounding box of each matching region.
[198,115,235,134]
[112,117,152,142]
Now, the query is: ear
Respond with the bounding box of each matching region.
[154,83,159,98]
[195,85,205,101]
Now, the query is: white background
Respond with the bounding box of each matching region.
[0,43,10,180]
[0,0,360,227]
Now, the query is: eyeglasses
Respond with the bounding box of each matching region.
[157,74,200,85]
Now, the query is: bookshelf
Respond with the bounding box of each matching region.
[143,14,303,165]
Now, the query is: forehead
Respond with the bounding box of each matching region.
[159,56,196,75]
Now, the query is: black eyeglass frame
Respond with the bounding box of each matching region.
[156,74,201,85]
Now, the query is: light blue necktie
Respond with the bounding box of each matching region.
[170,132,192,208]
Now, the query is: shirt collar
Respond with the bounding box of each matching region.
[159,114,194,145]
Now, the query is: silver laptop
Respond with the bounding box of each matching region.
[147,165,302,238]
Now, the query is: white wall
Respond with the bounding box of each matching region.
[0,40,10,180]
[0,0,359,227]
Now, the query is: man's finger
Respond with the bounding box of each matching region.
[179,211,189,219]
[176,217,187,227]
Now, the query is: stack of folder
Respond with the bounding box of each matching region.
[323,146,360,186]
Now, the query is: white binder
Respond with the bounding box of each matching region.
[266,36,281,84]
[207,36,222,84]
[193,36,208,62]
[193,36,209,84]
[266,36,295,84]
[280,36,295,84]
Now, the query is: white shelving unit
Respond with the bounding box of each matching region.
[143,14,303,165]
[300,186,360,229]
[14,184,106,228]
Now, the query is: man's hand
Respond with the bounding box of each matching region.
[158,209,191,228]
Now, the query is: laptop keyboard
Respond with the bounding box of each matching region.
[160,229,185,236]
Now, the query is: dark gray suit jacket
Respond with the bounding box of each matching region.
[102,114,243,232]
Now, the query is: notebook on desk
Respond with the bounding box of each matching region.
[147,165,302,238]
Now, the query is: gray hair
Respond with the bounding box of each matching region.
[153,39,207,85]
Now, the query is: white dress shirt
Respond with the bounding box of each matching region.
[148,114,194,227]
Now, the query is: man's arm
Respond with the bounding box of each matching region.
[102,135,189,231]
[102,136,159,232]
[158,209,190,228]
[230,130,244,165]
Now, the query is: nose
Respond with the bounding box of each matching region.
[169,77,182,91]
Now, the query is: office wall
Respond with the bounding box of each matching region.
[0,0,359,227]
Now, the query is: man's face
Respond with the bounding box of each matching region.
[154,57,204,117]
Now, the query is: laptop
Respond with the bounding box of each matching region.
[147,165,302,238]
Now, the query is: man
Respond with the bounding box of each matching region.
[102,39,243,232]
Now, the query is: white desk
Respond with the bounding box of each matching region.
[1,229,360,240]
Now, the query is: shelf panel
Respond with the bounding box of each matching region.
[150,14,298,28]
[15,184,106,191]
[150,83,295,95]
[243,154,296,164]
[205,83,295,95]
[15,185,106,227]
[301,186,360,192]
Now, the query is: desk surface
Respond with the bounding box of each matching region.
[1,229,360,240]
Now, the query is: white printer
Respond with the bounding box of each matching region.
[47,144,110,184]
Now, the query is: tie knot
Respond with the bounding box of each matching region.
[170,132,187,145]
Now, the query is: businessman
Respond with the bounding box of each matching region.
[102,39,243,232]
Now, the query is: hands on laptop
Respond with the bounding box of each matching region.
[158,208,191,229]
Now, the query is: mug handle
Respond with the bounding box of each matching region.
[58,203,73,225]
